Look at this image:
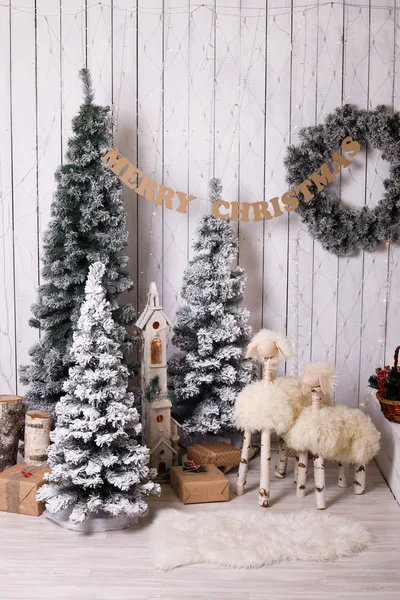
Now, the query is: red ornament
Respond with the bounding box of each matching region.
[20,470,33,478]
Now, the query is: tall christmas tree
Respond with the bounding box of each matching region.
[37,262,159,525]
[20,69,135,416]
[169,179,253,435]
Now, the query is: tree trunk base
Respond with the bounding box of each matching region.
[44,508,140,532]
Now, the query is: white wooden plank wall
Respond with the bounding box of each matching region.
[336,0,369,408]
[238,1,265,336]
[287,0,318,377]
[11,0,39,396]
[263,0,291,360]
[0,1,399,408]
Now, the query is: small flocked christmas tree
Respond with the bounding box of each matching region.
[37,262,159,525]
[169,179,253,435]
[20,69,135,417]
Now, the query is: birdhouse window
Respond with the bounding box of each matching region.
[151,338,162,364]
[152,321,160,330]
[156,415,164,423]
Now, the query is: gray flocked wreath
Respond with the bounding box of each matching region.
[284,104,400,256]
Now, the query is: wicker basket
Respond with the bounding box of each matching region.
[377,393,400,424]
[376,345,400,424]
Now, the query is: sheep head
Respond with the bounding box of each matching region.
[245,329,293,364]
[302,362,337,395]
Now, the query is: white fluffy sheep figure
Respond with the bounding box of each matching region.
[235,329,305,506]
[286,404,380,465]
[284,361,381,508]
[273,365,334,481]
[234,378,304,437]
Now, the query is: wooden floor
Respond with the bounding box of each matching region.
[1,455,399,600]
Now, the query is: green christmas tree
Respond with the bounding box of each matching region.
[20,69,135,416]
[169,179,253,435]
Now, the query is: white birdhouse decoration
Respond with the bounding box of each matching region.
[136,282,171,391]
[136,282,179,475]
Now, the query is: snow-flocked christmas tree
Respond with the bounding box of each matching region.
[20,69,135,417]
[169,179,253,435]
[37,262,159,525]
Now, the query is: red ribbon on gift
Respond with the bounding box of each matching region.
[20,470,33,478]
[182,459,207,473]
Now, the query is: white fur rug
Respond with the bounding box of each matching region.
[152,509,370,570]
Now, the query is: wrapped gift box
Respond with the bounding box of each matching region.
[0,464,48,516]
[187,442,241,473]
[170,464,230,504]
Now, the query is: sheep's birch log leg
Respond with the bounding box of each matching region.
[275,437,289,478]
[310,387,325,509]
[259,429,271,507]
[296,451,308,498]
[236,430,251,496]
[24,411,52,466]
[338,461,348,488]
[354,464,366,495]
[314,454,326,509]
[294,455,299,483]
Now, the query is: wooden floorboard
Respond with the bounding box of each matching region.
[0,455,399,600]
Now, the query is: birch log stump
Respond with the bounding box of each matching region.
[24,411,52,466]
[0,395,24,472]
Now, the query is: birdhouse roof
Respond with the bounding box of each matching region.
[136,282,172,330]
[151,438,177,455]
[136,306,172,330]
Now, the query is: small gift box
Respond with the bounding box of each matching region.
[170,464,230,504]
[187,442,241,473]
[0,464,48,516]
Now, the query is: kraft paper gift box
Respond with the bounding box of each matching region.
[170,464,230,504]
[187,442,241,474]
[0,464,48,516]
